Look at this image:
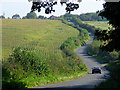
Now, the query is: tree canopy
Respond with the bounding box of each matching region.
[0,15,5,19]
[23,12,37,19]
[79,13,107,21]
[29,0,81,14]
[95,2,120,52]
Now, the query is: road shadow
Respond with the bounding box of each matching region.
[21,87,93,90]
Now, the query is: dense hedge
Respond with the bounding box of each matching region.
[59,17,90,75]
[61,13,101,34]
[88,40,120,63]
[79,13,107,21]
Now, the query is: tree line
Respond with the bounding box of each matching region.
[1,12,107,21]
[22,12,47,19]
[0,12,47,19]
[79,12,107,21]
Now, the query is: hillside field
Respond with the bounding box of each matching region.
[2,19,79,58]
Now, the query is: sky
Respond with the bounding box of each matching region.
[0,0,105,18]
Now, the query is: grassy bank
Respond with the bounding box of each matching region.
[24,71,88,88]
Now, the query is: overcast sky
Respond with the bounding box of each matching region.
[0,0,105,18]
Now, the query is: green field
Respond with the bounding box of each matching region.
[83,21,111,30]
[2,19,79,58]
[2,19,89,88]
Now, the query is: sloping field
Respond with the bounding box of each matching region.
[83,21,111,30]
[2,19,79,59]
[2,19,89,88]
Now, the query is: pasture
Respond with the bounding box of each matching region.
[83,21,111,30]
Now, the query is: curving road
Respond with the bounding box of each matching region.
[33,33,109,89]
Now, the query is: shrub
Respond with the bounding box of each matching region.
[88,40,101,55]
[109,51,119,60]
[2,79,27,90]
[3,47,51,80]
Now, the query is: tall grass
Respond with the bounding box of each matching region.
[2,19,79,58]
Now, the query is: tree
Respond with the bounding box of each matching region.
[0,15,5,19]
[95,2,120,52]
[38,15,47,19]
[29,0,81,14]
[25,12,37,19]
[22,16,27,19]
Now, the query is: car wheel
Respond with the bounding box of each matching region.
[92,72,94,74]
[99,72,101,74]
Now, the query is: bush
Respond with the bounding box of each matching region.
[3,47,51,80]
[88,40,101,55]
[88,39,120,63]
[2,79,27,90]
[109,51,119,60]
[60,37,79,50]
[2,66,27,90]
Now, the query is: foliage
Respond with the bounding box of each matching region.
[88,40,101,56]
[2,79,27,90]
[38,15,47,19]
[79,13,107,21]
[60,14,90,52]
[88,39,120,63]
[0,15,5,18]
[95,2,120,52]
[109,51,119,61]
[2,19,88,88]
[30,1,80,14]
[23,11,37,19]
[3,47,51,79]
[60,17,90,73]
[60,36,88,73]
[61,13,101,34]
[99,2,120,28]
[109,62,120,85]
[2,46,88,89]
[87,2,120,87]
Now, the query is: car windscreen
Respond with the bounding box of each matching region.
[93,67,101,69]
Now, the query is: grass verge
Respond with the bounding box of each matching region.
[26,71,88,88]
